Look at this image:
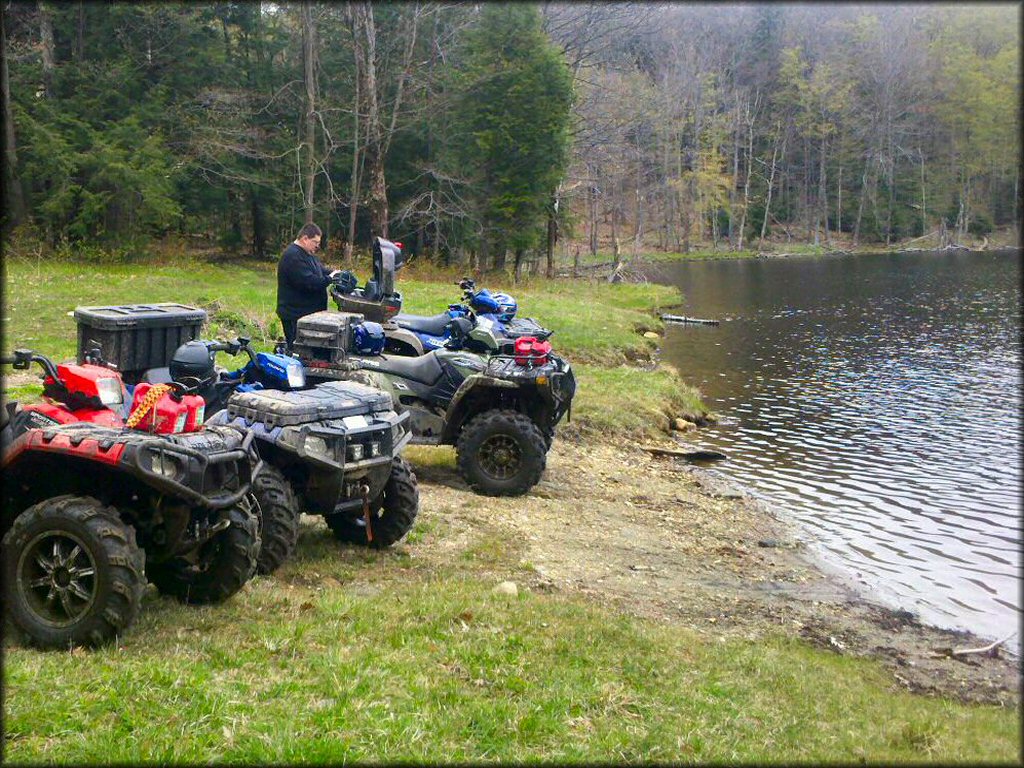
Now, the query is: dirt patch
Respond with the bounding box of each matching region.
[407,437,1021,707]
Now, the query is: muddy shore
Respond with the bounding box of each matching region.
[398,436,1020,708]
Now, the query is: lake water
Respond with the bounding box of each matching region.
[648,250,1021,645]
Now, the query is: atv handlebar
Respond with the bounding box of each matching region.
[1,349,62,383]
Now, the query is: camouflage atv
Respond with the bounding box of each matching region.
[296,313,576,496]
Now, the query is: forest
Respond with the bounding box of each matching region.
[2,2,1020,272]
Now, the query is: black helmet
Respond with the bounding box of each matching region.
[169,341,216,385]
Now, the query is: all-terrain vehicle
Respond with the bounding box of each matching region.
[144,336,420,551]
[3,347,133,434]
[1,417,260,649]
[294,311,576,496]
[385,278,554,357]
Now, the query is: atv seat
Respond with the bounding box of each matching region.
[373,352,445,385]
[393,312,452,337]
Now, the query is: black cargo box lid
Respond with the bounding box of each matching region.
[74,303,207,329]
[226,381,394,427]
[296,310,365,330]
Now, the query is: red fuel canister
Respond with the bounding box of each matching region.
[128,383,189,434]
[514,336,552,367]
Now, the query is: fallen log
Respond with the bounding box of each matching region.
[642,445,727,462]
[928,631,1016,660]
[660,314,720,325]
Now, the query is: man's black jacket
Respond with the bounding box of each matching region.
[276,242,332,320]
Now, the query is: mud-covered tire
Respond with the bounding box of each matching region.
[146,505,258,605]
[250,464,300,575]
[2,495,145,649]
[325,457,419,548]
[456,409,547,496]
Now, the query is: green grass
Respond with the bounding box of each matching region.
[2,255,706,428]
[4,540,1018,764]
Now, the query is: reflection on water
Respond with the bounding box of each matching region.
[651,251,1021,644]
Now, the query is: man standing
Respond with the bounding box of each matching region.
[276,223,339,350]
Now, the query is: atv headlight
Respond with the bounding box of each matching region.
[149,452,181,479]
[304,435,332,460]
[96,377,124,406]
[348,443,364,461]
[286,363,306,388]
[368,441,381,457]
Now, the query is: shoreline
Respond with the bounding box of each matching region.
[522,435,1022,706]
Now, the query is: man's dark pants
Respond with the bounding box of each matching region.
[278,313,298,351]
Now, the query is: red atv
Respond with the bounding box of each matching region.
[3,348,300,576]
[1,417,261,649]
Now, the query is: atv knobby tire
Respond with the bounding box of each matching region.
[2,495,145,649]
[456,409,547,496]
[325,456,419,548]
[249,464,300,575]
[147,505,258,604]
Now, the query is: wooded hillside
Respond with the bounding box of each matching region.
[2,3,1019,268]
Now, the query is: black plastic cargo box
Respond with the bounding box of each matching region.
[74,303,207,383]
[293,311,364,365]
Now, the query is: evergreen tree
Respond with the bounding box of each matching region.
[447,4,573,273]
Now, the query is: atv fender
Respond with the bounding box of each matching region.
[382,326,425,357]
[441,374,517,444]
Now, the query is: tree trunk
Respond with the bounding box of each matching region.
[853,159,871,247]
[918,147,926,236]
[545,191,558,279]
[608,201,622,282]
[74,2,85,61]
[737,106,754,251]
[513,248,525,283]
[837,162,843,235]
[759,127,782,248]
[39,2,55,94]
[354,2,388,238]
[251,188,267,258]
[345,27,360,261]
[818,134,828,246]
[588,180,599,256]
[300,2,317,224]
[1,11,25,231]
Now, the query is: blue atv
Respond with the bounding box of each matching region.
[378,277,553,358]
[142,336,419,570]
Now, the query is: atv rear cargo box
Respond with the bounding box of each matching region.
[293,311,364,365]
[74,303,207,383]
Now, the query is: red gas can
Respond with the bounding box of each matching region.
[513,336,552,367]
[127,383,190,434]
[181,393,206,432]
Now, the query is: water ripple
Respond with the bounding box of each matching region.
[656,250,1022,644]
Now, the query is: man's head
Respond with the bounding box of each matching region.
[295,223,322,254]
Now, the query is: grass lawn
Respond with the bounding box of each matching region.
[2,252,1019,763]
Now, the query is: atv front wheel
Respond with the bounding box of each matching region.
[147,505,258,604]
[249,464,300,575]
[325,456,419,548]
[456,409,546,496]
[2,495,145,648]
